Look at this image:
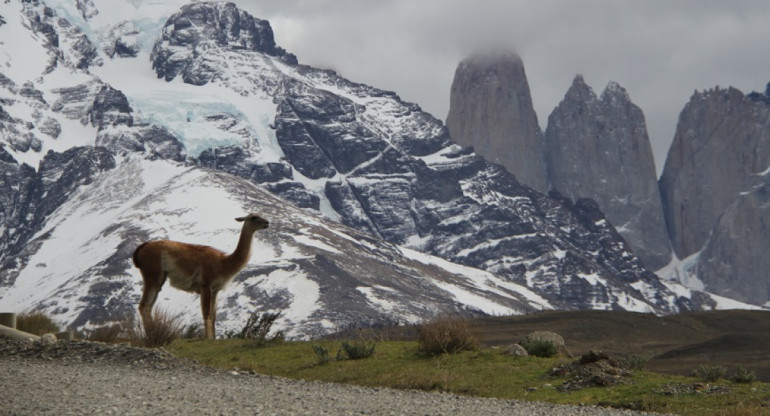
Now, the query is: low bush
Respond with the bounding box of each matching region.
[16,311,60,335]
[519,339,558,358]
[693,365,727,382]
[133,308,184,348]
[617,353,650,370]
[417,315,479,355]
[182,323,204,339]
[87,324,124,343]
[226,311,284,345]
[730,367,757,384]
[312,344,332,364]
[341,340,377,359]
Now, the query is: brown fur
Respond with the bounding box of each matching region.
[133,213,269,339]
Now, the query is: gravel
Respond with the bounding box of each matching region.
[0,337,666,415]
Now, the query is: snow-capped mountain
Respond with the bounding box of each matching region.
[0,0,752,336]
[2,153,556,338]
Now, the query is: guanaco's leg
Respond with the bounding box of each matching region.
[138,282,161,334]
[211,290,219,339]
[201,286,215,339]
[136,246,165,335]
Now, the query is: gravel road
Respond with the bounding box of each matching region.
[0,338,665,415]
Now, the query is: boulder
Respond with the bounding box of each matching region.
[502,343,528,357]
[522,331,569,356]
[0,323,40,342]
[40,333,57,347]
[523,331,565,348]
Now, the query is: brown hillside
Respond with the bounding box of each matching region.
[472,310,770,381]
[339,309,770,381]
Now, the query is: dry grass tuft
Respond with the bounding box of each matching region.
[417,315,479,355]
[123,308,183,348]
[86,323,124,343]
[16,311,60,335]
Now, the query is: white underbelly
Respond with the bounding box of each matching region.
[162,254,203,293]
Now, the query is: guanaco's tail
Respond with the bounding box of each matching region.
[132,242,148,268]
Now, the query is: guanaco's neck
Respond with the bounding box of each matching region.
[223,225,256,276]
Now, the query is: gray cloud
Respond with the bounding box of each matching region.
[237,0,770,174]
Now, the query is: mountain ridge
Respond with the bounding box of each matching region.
[0,0,754,336]
[447,50,770,307]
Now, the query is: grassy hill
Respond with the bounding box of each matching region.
[336,309,770,381]
[166,310,770,415]
[468,310,770,381]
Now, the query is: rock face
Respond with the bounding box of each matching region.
[151,1,297,84]
[444,49,770,305]
[0,146,116,283]
[660,86,770,260]
[446,51,548,192]
[660,85,770,304]
[697,183,770,304]
[21,0,102,72]
[544,76,671,270]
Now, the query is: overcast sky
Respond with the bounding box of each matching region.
[235,0,770,175]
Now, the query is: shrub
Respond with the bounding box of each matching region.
[340,340,377,359]
[417,315,479,355]
[16,311,60,335]
[693,365,727,382]
[181,323,204,339]
[86,324,124,343]
[519,339,558,358]
[617,353,650,370]
[730,367,757,384]
[227,311,284,345]
[132,308,183,348]
[312,344,332,364]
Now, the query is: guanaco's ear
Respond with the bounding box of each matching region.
[235,216,246,222]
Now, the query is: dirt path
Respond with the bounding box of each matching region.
[0,338,664,415]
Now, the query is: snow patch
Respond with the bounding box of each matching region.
[400,247,552,310]
[656,251,704,290]
[291,234,343,255]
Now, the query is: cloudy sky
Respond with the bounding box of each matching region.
[235,0,770,174]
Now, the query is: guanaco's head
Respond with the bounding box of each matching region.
[236,213,270,231]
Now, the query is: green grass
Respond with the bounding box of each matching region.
[167,339,770,415]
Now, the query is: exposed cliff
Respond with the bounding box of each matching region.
[544,76,671,270]
[660,85,770,304]
[697,182,770,304]
[659,86,770,259]
[445,51,547,192]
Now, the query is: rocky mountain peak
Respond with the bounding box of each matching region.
[564,74,594,101]
[747,81,770,105]
[458,50,528,88]
[660,84,770,261]
[659,82,770,306]
[600,81,632,105]
[545,76,672,270]
[21,0,102,72]
[445,50,547,192]
[151,1,297,83]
